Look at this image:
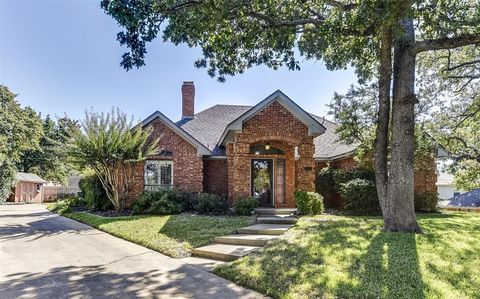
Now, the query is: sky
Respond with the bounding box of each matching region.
[0,0,358,123]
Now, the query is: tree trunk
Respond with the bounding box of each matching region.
[385,18,422,233]
[375,26,392,223]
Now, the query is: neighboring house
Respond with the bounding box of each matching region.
[436,161,465,200]
[8,172,46,203]
[436,169,466,200]
[131,81,437,208]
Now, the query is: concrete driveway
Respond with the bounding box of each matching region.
[0,204,264,299]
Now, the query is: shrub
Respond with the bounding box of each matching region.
[414,192,438,212]
[171,189,198,212]
[47,197,85,215]
[339,179,380,215]
[132,189,184,215]
[233,196,258,215]
[315,167,376,208]
[79,174,113,211]
[294,190,324,215]
[193,193,229,215]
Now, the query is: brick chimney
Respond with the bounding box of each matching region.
[181,81,195,119]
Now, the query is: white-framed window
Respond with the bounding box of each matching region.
[144,160,173,191]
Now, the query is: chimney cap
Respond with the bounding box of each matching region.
[183,81,194,85]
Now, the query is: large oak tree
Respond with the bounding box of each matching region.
[101,0,480,232]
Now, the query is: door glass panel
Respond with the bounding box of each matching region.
[276,159,285,204]
[252,159,273,207]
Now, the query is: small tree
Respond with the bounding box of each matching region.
[69,108,159,211]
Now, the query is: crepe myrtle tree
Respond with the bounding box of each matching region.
[69,108,159,211]
[101,0,480,232]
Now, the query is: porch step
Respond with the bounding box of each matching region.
[255,208,297,216]
[192,243,260,261]
[179,256,226,272]
[237,224,293,235]
[256,216,297,224]
[214,234,279,246]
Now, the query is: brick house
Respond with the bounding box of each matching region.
[132,81,437,208]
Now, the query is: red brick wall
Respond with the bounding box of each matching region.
[130,118,203,200]
[181,81,195,118]
[414,156,438,194]
[227,100,315,208]
[331,157,358,169]
[203,158,228,197]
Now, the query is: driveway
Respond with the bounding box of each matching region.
[0,204,264,299]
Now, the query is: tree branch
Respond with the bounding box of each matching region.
[414,34,480,54]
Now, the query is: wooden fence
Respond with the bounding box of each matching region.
[43,186,81,202]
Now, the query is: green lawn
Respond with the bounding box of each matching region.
[65,212,253,258]
[214,212,480,299]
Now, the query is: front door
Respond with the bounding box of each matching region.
[251,159,273,207]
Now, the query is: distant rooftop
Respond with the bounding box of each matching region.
[15,172,46,184]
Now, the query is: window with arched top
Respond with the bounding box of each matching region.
[250,144,285,155]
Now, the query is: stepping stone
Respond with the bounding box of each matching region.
[255,208,297,215]
[214,234,279,246]
[179,256,226,272]
[237,224,293,235]
[192,243,260,261]
[256,216,297,224]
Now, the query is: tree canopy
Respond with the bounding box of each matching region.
[101,0,480,232]
[16,115,80,184]
[0,85,43,201]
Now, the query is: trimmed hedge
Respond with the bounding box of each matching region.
[193,193,229,215]
[132,190,183,215]
[233,196,258,216]
[132,189,197,215]
[339,179,380,215]
[294,190,324,215]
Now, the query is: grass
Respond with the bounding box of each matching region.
[65,212,253,258]
[214,212,480,299]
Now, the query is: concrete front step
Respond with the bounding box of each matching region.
[256,216,297,224]
[214,234,279,246]
[237,224,293,235]
[179,256,226,272]
[192,243,260,261]
[255,208,297,216]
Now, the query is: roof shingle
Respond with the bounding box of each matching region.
[176,104,356,160]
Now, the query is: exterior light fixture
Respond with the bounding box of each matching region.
[265,143,271,150]
[255,151,260,155]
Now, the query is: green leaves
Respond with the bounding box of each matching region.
[69,107,159,211]
[70,108,158,169]
[0,85,43,201]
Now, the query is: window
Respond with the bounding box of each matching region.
[144,160,173,191]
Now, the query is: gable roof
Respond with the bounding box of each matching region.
[311,115,358,161]
[141,90,358,160]
[217,90,326,146]
[141,111,211,156]
[15,172,46,184]
[179,105,251,154]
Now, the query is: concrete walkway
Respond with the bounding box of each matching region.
[0,204,265,299]
[182,208,297,271]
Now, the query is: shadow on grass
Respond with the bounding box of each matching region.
[216,216,430,298]
[339,231,425,298]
